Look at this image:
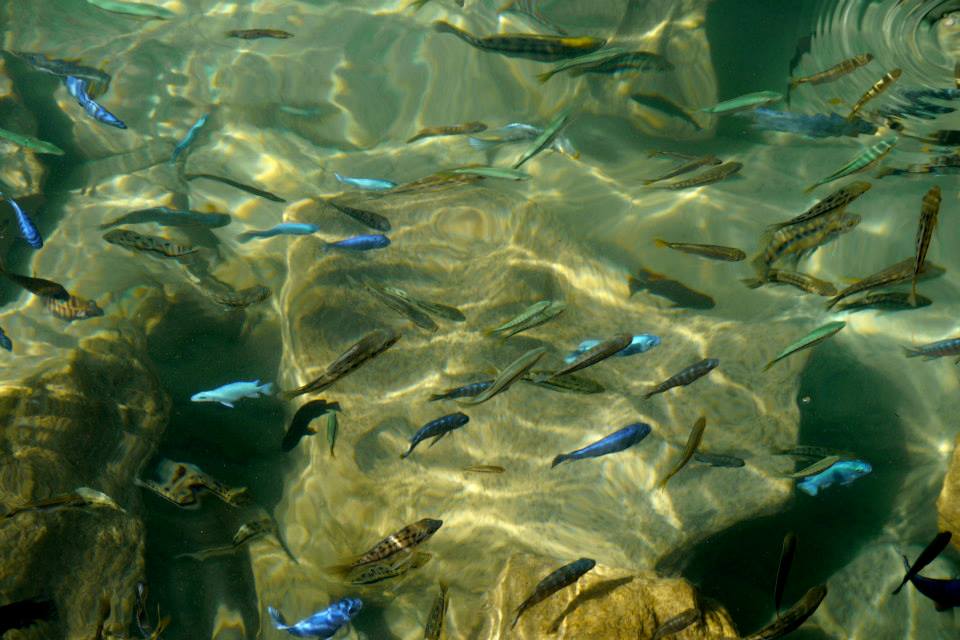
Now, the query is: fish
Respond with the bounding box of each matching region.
[744,584,827,639]
[775,533,798,616]
[136,459,250,508]
[652,608,700,639]
[429,380,494,401]
[645,358,719,399]
[449,165,530,180]
[551,422,651,468]
[335,173,397,191]
[652,161,743,190]
[522,370,605,394]
[741,109,877,138]
[191,380,274,408]
[743,269,837,296]
[789,456,843,479]
[184,173,286,202]
[628,268,715,310]
[401,412,470,458]
[326,199,392,232]
[1,192,42,248]
[64,76,126,129]
[464,464,505,473]
[754,212,861,275]
[329,518,443,575]
[396,293,466,322]
[268,599,362,639]
[379,172,484,196]
[208,285,272,309]
[654,239,746,261]
[835,291,931,312]
[459,346,547,405]
[327,411,338,457]
[700,91,783,114]
[498,0,565,34]
[693,452,745,467]
[546,333,634,378]
[103,228,197,257]
[909,185,941,305]
[135,582,152,637]
[323,234,390,252]
[0,265,70,300]
[170,114,209,164]
[468,122,578,158]
[237,223,319,241]
[283,329,401,399]
[45,295,104,321]
[796,459,871,496]
[768,181,872,231]
[806,136,897,192]
[85,0,176,18]
[484,300,566,338]
[0,126,65,155]
[512,558,596,627]
[513,107,573,169]
[659,416,707,487]
[12,51,112,93]
[763,321,846,371]
[563,334,661,363]
[424,583,449,640]
[227,29,294,39]
[848,69,902,120]
[407,121,488,143]
[643,155,722,185]
[631,93,702,131]
[433,21,606,62]
[349,550,432,585]
[892,531,952,595]
[100,206,231,229]
[352,278,438,332]
[903,337,960,360]
[0,327,11,352]
[827,257,944,308]
[790,53,873,87]
[537,48,673,83]
[282,399,341,452]
[3,487,123,519]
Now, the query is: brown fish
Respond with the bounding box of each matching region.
[645,358,718,399]
[659,416,707,487]
[326,199,392,232]
[424,582,449,640]
[652,608,701,639]
[652,161,742,190]
[827,257,944,308]
[910,185,941,305]
[742,269,837,296]
[1,268,70,300]
[464,464,505,473]
[512,558,595,627]
[546,333,633,378]
[227,29,293,39]
[775,532,798,616]
[643,154,722,185]
[407,121,487,143]
[378,172,484,196]
[433,21,605,62]
[847,68,901,121]
[790,53,873,87]
[767,181,871,231]
[329,518,443,576]
[628,268,715,309]
[45,295,104,321]
[654,239,746,261]
[753,212,860,275]
[209,285,271,309]
[283,328,401,399]
[744,584,826,639]
[103,228,197,258]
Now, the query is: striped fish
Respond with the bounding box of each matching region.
[753,212,860,275]
[790,53,873,87]
[433,21,605,62]
[645,358,718,399]
[909,185,941,306]
[2,193,42,248]
[652,161,742,190]
[329,518,443,576]
[848,69,902,121]
[45,295,104,321]
[903,337,960,360]
[806,137,897,192]
[743,268,837,296]
[768,181,871,231]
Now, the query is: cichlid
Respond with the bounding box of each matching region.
[551,422,651,467]
[136,459,250,508]
[645,358,719,399]
[836,291,931,312]
[351,278,438,332]
[537,48,672,83]
[45,295,103,321]
[330,518,443,576]
[0,126,64,155]
[631,93,702,131]
[654,239,746,261]
[100,206,231,229]
[12,51,112,93]
[464,464,505,473]
[184,173,286,202]
[546,333,633,378]
[170,113,209,164]
[775,532,798,616]
[0,327,11,352]
[2,486,123,519]
[827,257,944,308]
[741,108,877,138]
[227,29,293,39]
[628,268,715,310]
[744,584,826,639]
[743,269,837,296]
[768,181,871,231]
[796,459,871,496]
[191,380,274,408]
[806,136,897,192]
[652,608,700,639]
[283,329,401,399]
[459,346,547,405]
[85,0,176,19]
[349,550,432,585]
[659,416,707,487]
[327,411,338,457]
[893,531,960,609]
[379,172,484,196]
[388,290,465,322]
[335,173,397,191]
[763,321,846,371]
[523,370,605,394]
[0,267,70,300]
[326,199,392,232]
[512,558,596,627]
[1,192,42,248]
[484,300,566,338]
[700,91,783,114]
[424,582,449,640]
[643,154,722,185]
[208,285,272,309]
[754,212,861,275]
[429,380,494,401]
[651,161,742,190]
[893,531,953,596]
[903,337,960,360]
[103,228,197,257]
[268,599,361,639]
[323,234,390,252]
[693,452,745,467]
[848,69,902,120]
[909,185,941,306]
[449,165,530,180]
[401,412,470,458]
[513,107,573,169]
[433,21,605,62]
[282,399,341,452]
[237,223,319,242]
[564,334,660,363]
[468,122,578,158]
[408,121,487,143]
[64,76,126,129]
[790,53,873,87]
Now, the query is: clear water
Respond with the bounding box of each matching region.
[2,0,960,638]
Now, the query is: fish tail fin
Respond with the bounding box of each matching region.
[325,562,356,579]
[803,184,817,194]
[653,238,672,249]
[627,275,642,296]
[825,296,841,310]
[400,446,414,459]
[789,78,801,88]
[550,454,568,468]
[762,360,775,372]
[642,390,655,400]
[267,606,289,630]
[468,137,498,151]
[427,393,445,401]
[891,555,912,595]
[433,21,473,45]
[903,346,921,358]
[259,382,275,396]
[236,232,254,243]
[406,133,425,143]
[741,277,764,289]
[536,70,555,84]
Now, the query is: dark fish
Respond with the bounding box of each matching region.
[99,206,231,229]
[653,161,742,190]
[551,422,651,468]
[326,199,392,232]
[767,181,871,231]
[184,173,286,202]
[652,608,700,639]
[644,358,718,399]
[135,582,152,637]
[775,533,798,616]
[538,50,673,83]
[628,267,715,310]
[630,93,702,131]
[283,328,401,399]
[903,337,960,360]
[742,268,837,296]
[827,257,944,309]
[693,452,745,467]
[848,69,901,120]
[407,121,487,143]
[208,285,272,309]
[0,599,55,635]
[643,154,722,185]
[744,584,826,639]
[401,412,470,458]
[401,295,466,322]
[659,416,706,487]
[227,29,293,39]
[790,53,873,87]
[546,332,633,378]
[754,212,860,276]
[433,21,605,62]
[893,531,952,595]
[459,346,546,405]
[424,582,449,640]
[429,380,494,401]
[45,295,104,321]
[103,228,198,257]
[780,445,853,460]
[910,185,941,305]
[654,239,746,261]
[282,399,341,452]
[0,266,70,300]
[835,291,931,312]
[523,370,605,394]
[353,278,438,332]
[349,550,432,585]
[512,558,596,627]
[11,51,112,90]
[329,518,443,575]
[464,464,505,473]
[327,411,338,457]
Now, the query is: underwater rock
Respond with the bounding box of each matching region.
[937,433,960,544]
[0,57,47,199]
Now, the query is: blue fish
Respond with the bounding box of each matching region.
[324,234,390,252]
[796,459,871,496]
[238,223,320,242]
[401,412,469,458]
[64,76,126,129]
[1,192,42,248]
[739,109,876,138]
[268,598,362,638]
[551,422,651,468]
[170,113,210,164]
[0,327,12,352]
[896,532,960,610]
[563,334,660,364]
[334,173,397,191]
[429,380,494,401]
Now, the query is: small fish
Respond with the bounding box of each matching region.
[324,234,390,252]
[468,122,578,158]
[659,416,706,487]
[790,53,873,87]
[547,333,633,378]
[327,411,338,457]
[237,223,319,242]
[628,268,715,310]
[827,257,944,308]
[763,321,846,371]
[352,278,438,332]
[909,185,941,305]
[645,358,718,399]
[754,212,861,275]
[806,136,897,192]
[45,295,104,321]
[523,370,605,394]
[775,533,798,617]
[449,165,530,180]
[100,206,231,229]
[781,445,853,460]
[654,239,746,261]
[191,380,274,408]
[789,455,843,479]
[0,265,69,300]
[228,29,294,39]
[903,337,960,360]
[208,285,272,309]
[424,583,449,640]
[537,48,673,83]
[768,181,872,231]
[796,459,871,496]
[563,334,661,363]
[652,161,743,190]
[407,121,488,143]
[892,531,953,596]
[433,21,606,62]
[379,172,484,196]
[85,0,176,18]
[744,584,827,639]
[484,300,566,338]
[848,69,902,120]
[551,422,651,468]
[334,173,397,191]
[700,90,783,114]
[743,269,837,296]
[0,327,11,352]
[512,558,596,627]
[329,518,443,575]
[184,173,286,202]
[401,295,466,322]
[459,346,547,405]
[652,608,700,639]
[0,127,65,155]
[401,412,470,458]
[3,487,123,519]
[643,155,722,185]
[742,108,877,138]
[137,459,249,508]
[170,113,209,164]
[464,464,505,474]
[349,550,432,585]
[693,452,745,467]
[64,76,126,129]
[283,329,401,399]
[103,228,197,257]
[513,107,572,169]
[1,193,42,248]
[429,380,494,401]
[12,51,112,91]
[326,199,392,232]
[894,531,960,609]
[268,599,361,639]
[631,93,702,131]
[835,291,931,312]
[282,399,341,452]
